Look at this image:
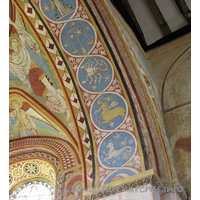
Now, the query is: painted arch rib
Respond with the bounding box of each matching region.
[9,136,81,172]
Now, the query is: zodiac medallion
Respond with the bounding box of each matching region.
[102,169,135,185]
[78,56,113,92]
[91,93,127,130]
[61,20,96,56]
[40,0,77,22]
[98,132,136,168]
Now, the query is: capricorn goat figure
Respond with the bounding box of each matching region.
[101,137,132,165]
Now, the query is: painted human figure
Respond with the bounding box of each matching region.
[49,0,73,19]
[9,18,40,88]
[28,61,70,121]
[9,19,70,122]
[73,183,82,200]
[9,96,38,137]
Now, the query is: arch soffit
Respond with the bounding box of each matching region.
[9,136,81,174]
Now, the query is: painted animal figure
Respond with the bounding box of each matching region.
[99,107,126,129]
[80,58,109,85]
[101,137,132,165]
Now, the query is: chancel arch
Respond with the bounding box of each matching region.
[9,159,56,197]
[9,0,190,199]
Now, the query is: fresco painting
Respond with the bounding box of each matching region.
[9,96,38,138]
[98,132,136,168]
[8,0,185,199]
[9,4,76,141]
[9,0,142,193]
[9,20,70,123]
[9,159,56,191]
[60,20,96,56]
[9,95,68,140]
[63,170,82,200]
[91,94,127,130]
[102,169,135,185]
[40,0,77,22]
[77,56,113,92]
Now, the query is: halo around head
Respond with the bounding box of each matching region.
[72,180,82,191]
[9,96,23,109]
[9,35,21,50]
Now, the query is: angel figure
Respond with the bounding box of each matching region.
[9,18,40,88]
[9,96,38,137]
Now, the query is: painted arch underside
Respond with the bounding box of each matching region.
[9,0,176,196]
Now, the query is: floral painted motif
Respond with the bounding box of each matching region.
[24,163,38,175]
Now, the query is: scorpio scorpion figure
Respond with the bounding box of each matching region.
[80,57,109,85]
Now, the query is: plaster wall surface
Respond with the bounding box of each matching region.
[146,35,191,196]
[146,33,191,97]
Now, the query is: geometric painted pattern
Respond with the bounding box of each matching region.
[26,0,142,187]
[55,56,66,71]
[9,151,62,175]
[82,132,91,149]
[11,0,176,191]
[85,150,92,166]
[62,72,74,91]
[70,92,80,109]
[9,137,80,171]
[35,19,46,36]
[87,167,93,184]
[45,37,57,54]
[24,163,38,175]
[9,159,56,190]
[11,0,143,191]
[84,173,188,200]
[24,3,35,18]
[13,0,93,187]
[89,0,176,182]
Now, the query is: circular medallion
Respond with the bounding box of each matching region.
[40,165,49,175]
[13,168,23,177]
[91,93,127,130]
[40,0,77,22]
[60,20,96,56]
[98,131,136,168]
[77,56,113,92]
[24,163,38,175]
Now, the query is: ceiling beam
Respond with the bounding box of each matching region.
[119,0,146,43]
[174,0,191,23]
[111,0,148,48]
[145,0,171,36]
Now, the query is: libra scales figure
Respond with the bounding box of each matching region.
[63,22,94,55]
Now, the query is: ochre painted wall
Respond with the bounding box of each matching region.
[147,35,191,196]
